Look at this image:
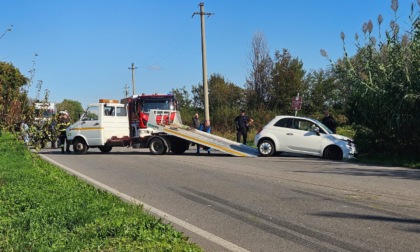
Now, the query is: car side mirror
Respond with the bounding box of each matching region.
[313,126,320,135]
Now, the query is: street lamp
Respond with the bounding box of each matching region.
[0,25,13,41]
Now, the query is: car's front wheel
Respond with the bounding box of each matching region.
[258,139,275,157]
[323,145,343,160]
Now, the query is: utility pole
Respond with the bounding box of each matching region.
[123,83,130,98]
[193,3,213,123]
[128,63,137,96]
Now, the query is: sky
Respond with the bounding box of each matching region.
[0,0,416,108]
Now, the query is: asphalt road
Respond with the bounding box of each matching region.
[39,147,420,252]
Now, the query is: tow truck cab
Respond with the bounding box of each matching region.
[67,95,181,154]
[66,99,129,150]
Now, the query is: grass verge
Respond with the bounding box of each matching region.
[0,132,202,251]
[354,153,420,169]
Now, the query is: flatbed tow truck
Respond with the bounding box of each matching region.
[66,97,258,157]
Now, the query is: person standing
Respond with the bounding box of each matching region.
[322,109,336,133]
[57,111,71,153]
[192,113,201,130]
[197,120,211,154]
[234,109,253,145]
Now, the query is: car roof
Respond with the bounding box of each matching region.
[273,115,316,121]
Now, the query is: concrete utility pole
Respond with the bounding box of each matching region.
[128,63,137,96]
[193,3,213,123]
[123,83,130,98]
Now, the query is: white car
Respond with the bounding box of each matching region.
[254,115,357,160]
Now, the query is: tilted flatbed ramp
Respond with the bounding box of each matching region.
[147,110,259,157]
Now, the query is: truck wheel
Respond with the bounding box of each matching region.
[73,139,88,154]
[98,146,112,153]
[149,138,167,155]
[171,140,189,154]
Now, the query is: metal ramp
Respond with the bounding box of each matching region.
[147,110,259,157]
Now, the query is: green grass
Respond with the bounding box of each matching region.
[354,153,420,169]
[0,132,202,252]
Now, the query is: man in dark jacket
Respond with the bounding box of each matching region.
[322,109,336,133]
[234,109,253,145]
[192,113,201,129]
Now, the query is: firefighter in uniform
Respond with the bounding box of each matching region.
[57,111,71,153]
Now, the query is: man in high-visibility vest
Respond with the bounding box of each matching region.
[57,111,71,153]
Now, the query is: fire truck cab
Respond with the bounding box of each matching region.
[121,93,177,138]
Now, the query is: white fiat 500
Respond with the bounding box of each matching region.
[254,116,357,160]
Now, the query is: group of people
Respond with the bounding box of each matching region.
[191,108,337,154]
[19,110,72,152]
[192,113,211,154]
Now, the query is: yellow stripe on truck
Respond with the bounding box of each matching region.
[70,127,104,131]
[163,128,249,157]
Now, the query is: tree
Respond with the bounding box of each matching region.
[172,86,194,123]
[56,99,84,122]
[191,74,245,131]
[172,86,192,110]
[269,49,305,114]
[303,68,348,123]
[0,62,30,131]
[245,32,273,109]
[208,74,245,131]
[336,0,420,154]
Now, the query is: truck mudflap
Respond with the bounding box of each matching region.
[147,110,259,157]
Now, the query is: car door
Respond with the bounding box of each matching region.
[283,118,322,155]
[78,105,102,146]
[102,105,129,140]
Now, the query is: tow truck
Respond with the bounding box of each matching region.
[66,94,259,157]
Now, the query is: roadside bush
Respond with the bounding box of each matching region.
[337,1,420,155]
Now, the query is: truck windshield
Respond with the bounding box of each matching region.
[142,100,170,112]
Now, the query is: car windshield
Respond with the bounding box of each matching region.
[311,119,333,134]
[142,100,170,113]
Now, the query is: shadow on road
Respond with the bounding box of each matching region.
[294,166,420,180]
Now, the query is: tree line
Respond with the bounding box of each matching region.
[1,0,419,155]
[173,0,420,155]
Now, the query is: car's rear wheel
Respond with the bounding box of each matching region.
[323,146,343,160]
[258,139,275,157]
